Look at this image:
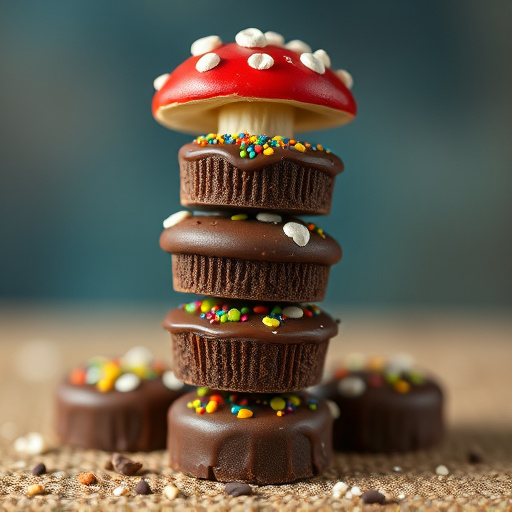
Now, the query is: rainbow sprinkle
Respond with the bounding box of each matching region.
[187,389,317,418]
[194,132,331,159]
[182,299,321,328]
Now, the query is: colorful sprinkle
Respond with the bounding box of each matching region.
[194,132,332,159]
[270,396,286,411]
[231,213,248,221]
[237,408,254,419]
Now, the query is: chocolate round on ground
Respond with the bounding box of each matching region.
[179,143,343,215]
[163,303,337,392]
[312,370,444,453]
[167,391,333,484]
[159,213,341,302]
[55,377,188,452]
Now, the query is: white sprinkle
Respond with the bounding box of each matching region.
[195,52,220,72]
[153,74,169,91]
[264,31,284,47]
[163,371,184,391]
[163,484,179,500]
[285,39,312,53]
[336,69,354,89]
[332,481,348,498]
[345,492,353,500]
[398,493,405,500]
[300,53,325,74]
[283,222,310,247]
[393,466,402,472]
[235,28,266,48]
[338,376,366,397]
[313,49,331,68]
[436,464,449,476]
[115,373,141,393]
[326,399,340,419]
[386,353,415,373]
[113,485,129,497]
[13,432,47,455]
[256,212,282,224]
[191,35,222,56]
[163,210,192,229]
[122,346,154,368]
[247,53,274,70]
[281,306,303,318]
[351,486,362,497]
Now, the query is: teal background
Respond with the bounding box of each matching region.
[1,1,511,307]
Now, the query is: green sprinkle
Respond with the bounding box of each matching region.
[228,308,241,322]
[240,150,247,158]
[241,307,250,314]
[197,387,210,397]
[231,214,248,221]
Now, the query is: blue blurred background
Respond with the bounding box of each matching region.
[1,0,511,308]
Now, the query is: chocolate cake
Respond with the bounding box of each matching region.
[55,347,189,452]
[178,137,344,215]
[167,389,333,484]
[163,298,338,392]
[311,356,444,452]
[159,212,341,302]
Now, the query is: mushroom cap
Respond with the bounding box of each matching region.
[152,42,356,134]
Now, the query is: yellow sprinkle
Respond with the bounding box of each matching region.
[270,396,286,411]
[250,135,257,142]
[131,365,147,379]
[276,410,284,417]
[237,408,254,419]
[201,298,217,313]
[206,133,215,139]
[263,143,269,149]
[192,399,202,408]
[294,143,306,152]
[103,362,121,380]
[231,213,248,221]
[197,387,209,397]
[97,378,114,393]
[272,135,283,141]
[394,380,411,394]
[263,147,274,156]
[262,316,280,328]
[187,402,194,408]
[288,395,301,406]
[206,400,218,413]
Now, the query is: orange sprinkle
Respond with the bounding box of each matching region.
[394,380,411,394]
[70,368,86,386]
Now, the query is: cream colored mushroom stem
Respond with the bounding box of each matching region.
[217,102,295,138]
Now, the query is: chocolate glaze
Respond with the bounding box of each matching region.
[164,307,338,344]
[167,391,333,484]
[179,143,344,176]
[312,371,444,453]
[159,214,341,265]
[55,378,187,452]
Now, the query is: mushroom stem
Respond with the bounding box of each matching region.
[217,102,295,138]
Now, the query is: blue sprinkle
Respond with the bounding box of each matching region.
[231,405,242,414]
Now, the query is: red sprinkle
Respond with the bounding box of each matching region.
[253,306,269,314]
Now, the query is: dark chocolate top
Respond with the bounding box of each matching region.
[159,213,341,265]
[179,142,344,176]
[163,305,338,344]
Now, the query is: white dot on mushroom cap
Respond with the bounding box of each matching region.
[190,35,222,56]
[153,73,169,91]
[336,69,354,89]
[163,210,192,228]
[283,222,310,247]
[247,53,274,70]
[235,28,267,48]
[196,53,221,72]
[285,39,312,53]
[264,31,284,47]
[300,53,325,74]
[313,49,331,68]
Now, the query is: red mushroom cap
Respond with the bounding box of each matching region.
[152,42,357,135]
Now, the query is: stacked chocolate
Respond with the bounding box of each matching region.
[153,29,356,484]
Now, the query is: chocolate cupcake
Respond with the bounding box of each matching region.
[160,211,341,302]
[55,347,189,452]
[311,355,444,453]
[163,298,338,392]
[167,389,333,484]
[179,135,343,215]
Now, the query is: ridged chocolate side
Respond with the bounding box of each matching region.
[168,391,333,484]
[171,254,331,302]
[180,155,336,215]
[178,142,343,215]
[170,332,329,392]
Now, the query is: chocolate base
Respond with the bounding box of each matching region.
[312,372,444,453]
[179,143,343,215]
[163,307,337,393]
[55,378,185,452]
[167,391,333,484]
